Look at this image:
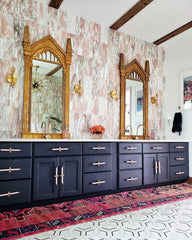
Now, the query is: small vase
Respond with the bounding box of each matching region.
[92,133,102,139]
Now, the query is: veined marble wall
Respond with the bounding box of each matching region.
[0,0,165,139]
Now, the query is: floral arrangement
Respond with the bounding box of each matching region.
[90,125,105,134]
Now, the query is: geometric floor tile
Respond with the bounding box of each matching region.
[20,198,192,240]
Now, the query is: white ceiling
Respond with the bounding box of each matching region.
[56,0,192,47]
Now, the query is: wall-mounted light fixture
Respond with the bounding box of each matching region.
[7,67,18,87]
[151,93,158,105]
[74,80,83,96]
[110,87,118,100]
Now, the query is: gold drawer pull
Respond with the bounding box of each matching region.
[0,191,20,198]
[92,161,106,166]
[60,166,65,185]
[51,147,69,152]
[176,157,184,161]
[0,167,21,173]
[176,146,184,149]
[126,177,138,181]
[0,148,21,153]
[176,171,185,175]
[91,180,106,185]
[54,166,59,186]
[92,146,106,150]
[152,146,163,150]
[125,160,137,164]
[125,146,138,150]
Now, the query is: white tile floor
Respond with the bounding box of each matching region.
[20,198,192,240]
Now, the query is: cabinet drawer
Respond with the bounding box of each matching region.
[170,165,188,181]
[143,143,169,153]
[119,170,142,188]
[119,154,142,170]
[0,158,32,180]
[0,142,32,158]
[83,172,113,193]
[83,155,112,173]
[83,142,112,155]
[170,142,188,152]
[118,143,142,154]
[0,180,31,206]
[170,152,188,166]
[34,142,81,156]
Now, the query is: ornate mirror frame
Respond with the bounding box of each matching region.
[22,26,72,139]
[119,53,150,140]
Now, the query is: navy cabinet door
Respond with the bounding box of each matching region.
[157,153,169,183]
[143,154,157,185]
[33,157,58,201]
[59,156,82,197]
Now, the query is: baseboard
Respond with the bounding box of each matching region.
[186,177,192,185]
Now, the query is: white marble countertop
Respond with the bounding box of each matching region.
[0,139,190,142]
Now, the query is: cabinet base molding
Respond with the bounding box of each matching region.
[186,177,192,185]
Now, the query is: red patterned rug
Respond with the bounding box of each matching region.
[1,183,192,240]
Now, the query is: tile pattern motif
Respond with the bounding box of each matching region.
[19,198,192,240]
[0,0,164,139]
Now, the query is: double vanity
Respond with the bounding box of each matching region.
[0,141,189,209]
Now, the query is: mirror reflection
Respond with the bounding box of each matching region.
[125,79,144,136]
[31,59,63,134]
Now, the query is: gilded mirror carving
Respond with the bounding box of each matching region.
[22,26,72,139]
[119,53,150,139]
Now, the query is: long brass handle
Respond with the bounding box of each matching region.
[60,166,64,185]
[176,146,184,149]
[51,147,69,152]
[91,180,106,185]
[125,160,137,164]
[92,161,106,166]
[0,148,21,153]
[155,161,158,175]
[125,146,138,150]
[0,191,20,198]
[153,146,163,150]
[176,171,185,175]
[54,166,59,186]
[91,146,106,150]
[176,157,184,161]
[126,177,138,181]
[158,161,161,175]
[0,167,21,173]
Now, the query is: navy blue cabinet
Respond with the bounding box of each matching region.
[33,156,82,201]
[118,143,143,189]
[143,143,169,185]
[83,142,116,194]
[0,141,189,208]
[169,142,189,181]
[143,153,169,185]
[33,142,82,201]
[0,142,32,206]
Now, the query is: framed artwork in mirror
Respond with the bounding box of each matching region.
[180,70,192,110]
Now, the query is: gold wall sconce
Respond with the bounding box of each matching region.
[151,93,158,106]
[74,80,83,96]
[7,67,18,87]
[110,87,118,100]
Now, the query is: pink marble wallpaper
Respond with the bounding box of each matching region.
[0,0,165,139]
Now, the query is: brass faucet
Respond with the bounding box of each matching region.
[136,124,145,136]
[125,125,132,135]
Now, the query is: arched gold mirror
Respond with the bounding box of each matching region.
[22,26,72,139]
[119,53,150,140]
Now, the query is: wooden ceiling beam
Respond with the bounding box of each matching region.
[110,0,154,30]
[46,65,62,76]
[49,0,63,9]
[153,21,192,45]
